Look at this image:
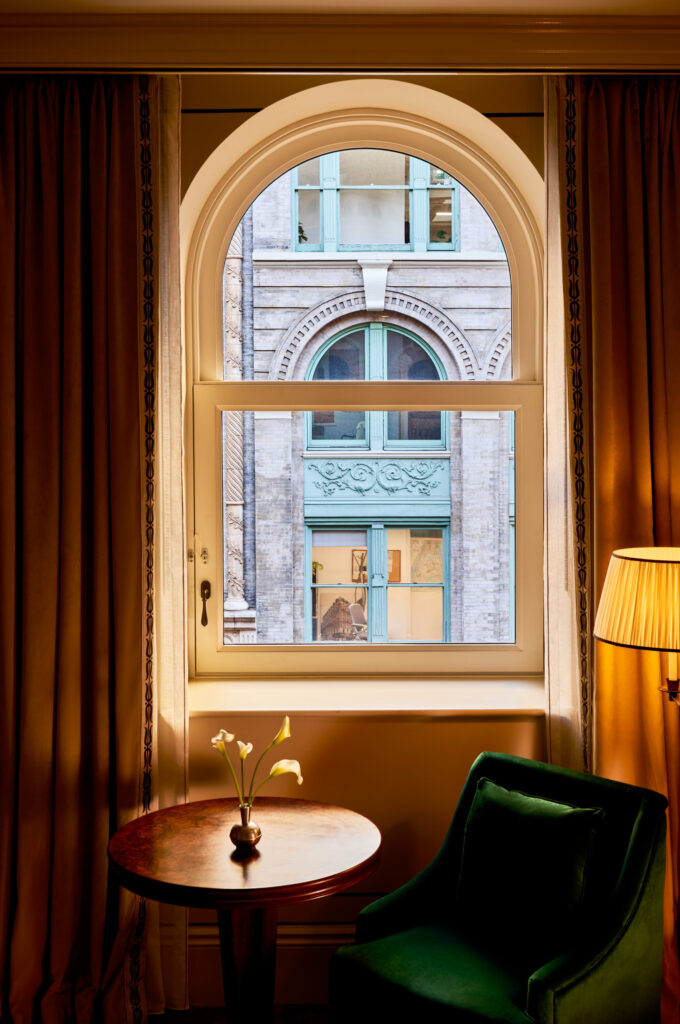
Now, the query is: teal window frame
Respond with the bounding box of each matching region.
[305,323,448,450]
[292,152,460,253]
[304,520,450,643]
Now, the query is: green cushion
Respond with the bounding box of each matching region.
[330,924,530,1023]
[456,777,605,970]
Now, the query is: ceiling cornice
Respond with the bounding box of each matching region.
[0,13,679,70]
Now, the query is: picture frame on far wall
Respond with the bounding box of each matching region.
[387,549,401,583]
[352,548,401,583]
[351,549,367,583]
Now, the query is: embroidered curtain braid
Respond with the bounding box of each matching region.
[0,75,184,1024]
[557,75,680,1022]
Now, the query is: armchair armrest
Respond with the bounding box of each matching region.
[526,833,665,1024]
[356,860,453,943]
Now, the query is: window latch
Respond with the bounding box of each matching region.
[200,580,211,626]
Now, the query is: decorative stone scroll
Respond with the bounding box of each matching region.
[305,458,449,499]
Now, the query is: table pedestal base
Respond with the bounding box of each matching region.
[217,907,278,1023]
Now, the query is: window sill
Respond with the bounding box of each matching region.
[252,250,508,262]
[188,677,545,717]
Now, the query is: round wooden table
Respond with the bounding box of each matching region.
[107,797,381,1022]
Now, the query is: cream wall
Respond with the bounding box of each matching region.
[181,70,546,1006]
[180,72,545,198]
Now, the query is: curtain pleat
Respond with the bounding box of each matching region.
[0,74,183,1024]
[557,74,680,1024]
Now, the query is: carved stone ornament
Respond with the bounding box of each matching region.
[307,459,447,498]
[268,289,478,382]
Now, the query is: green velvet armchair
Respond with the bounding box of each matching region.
[330,751,667,1024]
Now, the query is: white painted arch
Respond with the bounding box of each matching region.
[181,78,545,384]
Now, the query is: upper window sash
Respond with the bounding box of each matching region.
[292,153,460,253]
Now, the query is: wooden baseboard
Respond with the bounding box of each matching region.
[188,922,356,1006]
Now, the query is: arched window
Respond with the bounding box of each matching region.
[184,80,543,678]
[307,325,446,448]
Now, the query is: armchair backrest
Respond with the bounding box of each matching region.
[438,752,667,927]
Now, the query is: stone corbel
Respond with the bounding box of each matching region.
[357,256,393,310]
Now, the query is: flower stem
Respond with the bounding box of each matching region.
[247,740,275,805]
[249,775,270,802]
[221,749,244,805]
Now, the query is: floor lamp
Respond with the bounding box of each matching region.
[594,547,680,701]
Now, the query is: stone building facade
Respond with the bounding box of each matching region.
[222,150,514,647]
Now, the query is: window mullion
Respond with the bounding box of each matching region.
[304,527,312,641]
[368,324,385,450]
[411,156,429,252]
[291,170,299,250]
[369,525,387,642]
[321,151,339,252]
[452,180,461,251]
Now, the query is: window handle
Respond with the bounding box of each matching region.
[200,580,211,626]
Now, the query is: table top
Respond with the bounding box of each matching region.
[108,797,381,910]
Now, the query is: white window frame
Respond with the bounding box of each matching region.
[192,380,541,677]
[182,79,545,683]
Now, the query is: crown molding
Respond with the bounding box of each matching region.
[0,14,679,70]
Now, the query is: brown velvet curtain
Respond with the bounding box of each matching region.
[0,76,167,1023]
[558,75,680,1022]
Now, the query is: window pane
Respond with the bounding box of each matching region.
[297,156,320,186]
[429,191,453,244]
[311,411,367,442]
[386,410,441,442]
[339,190,409,245]
[387,528,443,583]
[311,534,367,642]
[410,529,444,583]
[312,531,367,549]
[312,532,367,585]
[339,149,409,185]
[386,331,439,380]
[314,588,368,642]
[388,587,443,642]
[430,164,454,186]
[312,331,365,380]
[297,190,320,245]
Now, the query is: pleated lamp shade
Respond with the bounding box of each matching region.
[594,548,680,652]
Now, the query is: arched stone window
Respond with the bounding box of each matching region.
[307,325,446,449]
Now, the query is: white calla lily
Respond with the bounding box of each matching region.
[268,759,303,785]
[270,715,291,747]
[211,728,235,752]
[211,727,244,804]
[211,715,302,809]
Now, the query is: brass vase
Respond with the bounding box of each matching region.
[229,804,262,850]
